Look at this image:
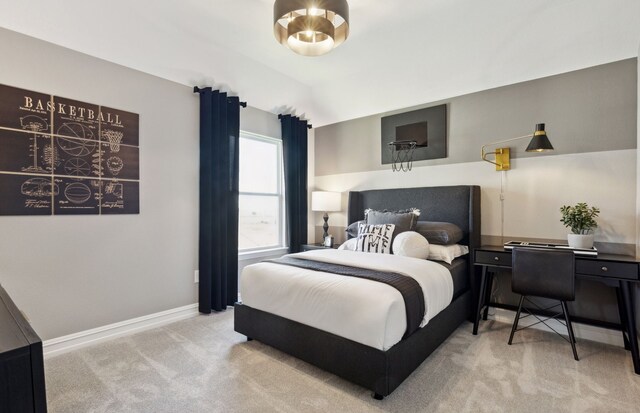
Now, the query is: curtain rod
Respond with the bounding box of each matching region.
[193,86,247,107]
[278,114,313,129]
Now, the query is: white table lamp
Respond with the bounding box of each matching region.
[312,191,342,239]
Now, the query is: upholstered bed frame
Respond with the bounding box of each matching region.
[234,185,481,399]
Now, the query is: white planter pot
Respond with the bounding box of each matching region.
[567,233,595,249]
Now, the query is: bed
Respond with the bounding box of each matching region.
[234,185,481,399]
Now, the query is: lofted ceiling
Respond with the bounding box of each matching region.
[0,0,639,127]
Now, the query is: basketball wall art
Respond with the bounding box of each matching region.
[0,84,139,215]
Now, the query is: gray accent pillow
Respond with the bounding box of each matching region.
[366,210,418,235]
[346,209,420,240]
[346,220,365,239]
[415,221,463,245]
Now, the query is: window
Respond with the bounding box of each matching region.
[238,132,285,252]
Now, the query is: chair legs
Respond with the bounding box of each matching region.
[561,301,579,361]
[508,296,579,361]
[508,295,525,345]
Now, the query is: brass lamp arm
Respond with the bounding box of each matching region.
[480,134,533,163]
[480,133,535,171]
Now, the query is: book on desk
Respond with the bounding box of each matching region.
[503,240,598,256]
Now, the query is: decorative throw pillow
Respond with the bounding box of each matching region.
[395,208,422,222]
[392,231,430,259]
[365,209,420,253]
[355,223,395,254]
[427,244,469,265]
[365,208,419,239]
[415,221,464,245]
[345,220,365,239]
[338,238,358,251]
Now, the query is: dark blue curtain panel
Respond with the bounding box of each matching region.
[279,114,309,253]
[195,87,241,313]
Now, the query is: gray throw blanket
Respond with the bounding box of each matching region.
[266,256,426,338]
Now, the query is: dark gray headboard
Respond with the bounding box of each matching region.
[348,185,481,314]
[347,185,481,251]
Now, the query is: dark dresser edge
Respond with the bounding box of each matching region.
[0,285,42,345]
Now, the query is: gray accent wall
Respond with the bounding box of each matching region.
[315,59,637,176]
[313,57,639,335]
[0,28,279,340]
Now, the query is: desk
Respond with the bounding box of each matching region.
[473,245,640,375]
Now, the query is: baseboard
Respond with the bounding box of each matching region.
[43,303,199,358]
[489,307,624,348]
[41,304,624,358]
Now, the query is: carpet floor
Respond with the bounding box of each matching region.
[45,310,640,413]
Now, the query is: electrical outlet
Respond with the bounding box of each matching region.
[194,270,199,283]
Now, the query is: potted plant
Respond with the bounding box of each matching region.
[560,203,600,249]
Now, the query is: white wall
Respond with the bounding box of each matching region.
[314,150,637,246]
[241,106,281,141]
[312,60,638,248]
[0,28,197,340]
[311,57,640,332]
[0,28,281,340]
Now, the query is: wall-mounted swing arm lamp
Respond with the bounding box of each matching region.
[481,123,554,171]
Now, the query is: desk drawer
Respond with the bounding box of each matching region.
[576,260,638,280]
[475,250,511,266]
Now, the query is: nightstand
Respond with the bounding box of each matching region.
[301,243,341,251]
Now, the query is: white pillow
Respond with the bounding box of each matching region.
[428,244,469,265]
[355,223,395,254]
[392,231,429,259]
[338,238,358,251]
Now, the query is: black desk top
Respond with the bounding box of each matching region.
[477,244,639,264]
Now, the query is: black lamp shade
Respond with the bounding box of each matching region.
[525,123,554,152]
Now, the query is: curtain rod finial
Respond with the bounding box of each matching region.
[240,101,247,108]
[193,86,200,93]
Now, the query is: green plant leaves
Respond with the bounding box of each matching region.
[560,203,600,234]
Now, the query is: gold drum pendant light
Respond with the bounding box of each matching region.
[274,0,350,57]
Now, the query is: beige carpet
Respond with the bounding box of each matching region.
[45,310,640,413]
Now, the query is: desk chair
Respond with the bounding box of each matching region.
[508,248,579,361]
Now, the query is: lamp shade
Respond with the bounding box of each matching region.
[312,191,341,212]
[525,123,554,152]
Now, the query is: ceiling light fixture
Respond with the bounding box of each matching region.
[274,0,350,57]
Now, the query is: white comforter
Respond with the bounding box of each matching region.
[240,249,454,351]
